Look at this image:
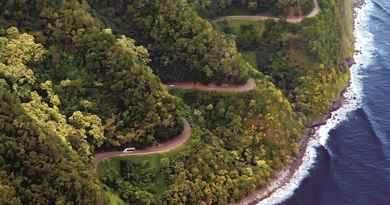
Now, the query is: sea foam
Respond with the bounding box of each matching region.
[257,1,374,204]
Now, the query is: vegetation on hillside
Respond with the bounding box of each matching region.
[1,1,183,148]
[0,28,99,204]
[88,0,256,84]
[100,81,304,204]
[215,0,353,122]
[0,0,353,204]
[189,0,314,18]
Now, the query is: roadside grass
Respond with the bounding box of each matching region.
[97,115,198,197]
[211,0,315,17]
[218,7,258,16]
[213,19,263,73]
[214,19,264,34]
[98,154,167,193]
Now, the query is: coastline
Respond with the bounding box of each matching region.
[233,0,366,204]
[232,82,348,205]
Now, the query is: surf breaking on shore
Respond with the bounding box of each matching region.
[235,1,373,205]
[256,1,372,204]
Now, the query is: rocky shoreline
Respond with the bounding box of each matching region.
[232,82,348,205]
[233,1,366,204]
[232,1,366,204]
[353,0,367,17]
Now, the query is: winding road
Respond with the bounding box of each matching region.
[95,80,256,204]
[215,0,320,24]
[94,0,319,164]
[96,0,321,203]
[94,119,191,165]
[167,78,256,93]
[94,78,257,166]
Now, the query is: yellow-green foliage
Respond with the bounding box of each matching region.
[88,0,256,84]
[0,0,353,204]
[216,0,354,123]
[0,31,101,202]
[99,79,305,204]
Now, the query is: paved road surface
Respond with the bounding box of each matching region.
[215,0,320,24]
[167,78,256,93]
[94,119,191,165]
[93,0,322,201]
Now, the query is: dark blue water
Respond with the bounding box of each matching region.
[279,1,390,205]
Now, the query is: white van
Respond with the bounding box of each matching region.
[123,147,136,152]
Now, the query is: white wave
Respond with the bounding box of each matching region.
[257,1,374,204]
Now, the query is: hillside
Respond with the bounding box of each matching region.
[0,0,353,204]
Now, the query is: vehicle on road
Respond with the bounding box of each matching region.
[123,147,136,152]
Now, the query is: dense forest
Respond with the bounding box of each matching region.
[0,0,183,148]
[214,0,353,122]
[0,28,99,204]
[89,0,257,84]
[0,0,353,204]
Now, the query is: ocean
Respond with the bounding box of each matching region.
[257,0,390,204]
